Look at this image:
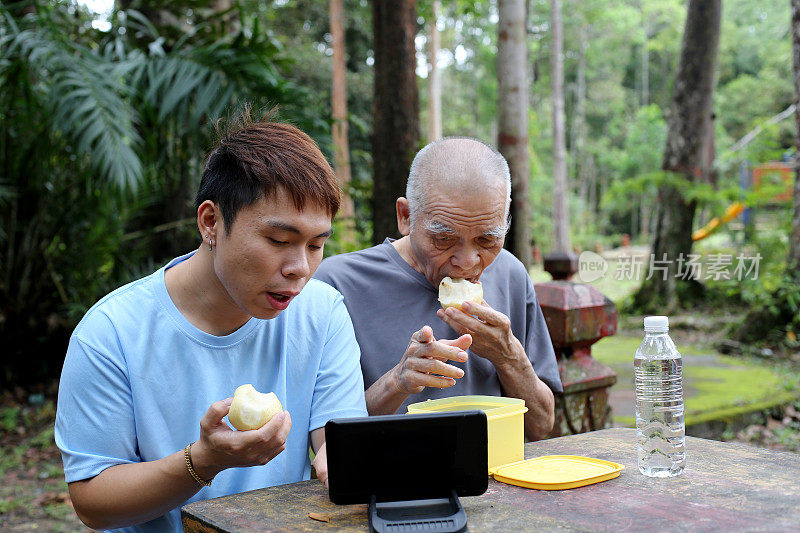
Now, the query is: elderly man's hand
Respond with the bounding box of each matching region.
[437,301,522,369]
[391,325,472,395]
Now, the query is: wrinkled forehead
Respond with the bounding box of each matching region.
[417,183,507,234]
[423,177,506,210]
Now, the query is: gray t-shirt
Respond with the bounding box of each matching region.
[313,239,562,413]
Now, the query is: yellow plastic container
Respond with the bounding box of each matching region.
[406,395,528,470]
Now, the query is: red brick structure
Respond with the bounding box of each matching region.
[536,254,618,437]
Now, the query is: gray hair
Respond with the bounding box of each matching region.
[406,137,512,229]
[422,218,509,239]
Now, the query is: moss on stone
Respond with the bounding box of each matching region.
[591,335,800,428]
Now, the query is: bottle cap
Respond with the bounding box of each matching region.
[644,316,669,331]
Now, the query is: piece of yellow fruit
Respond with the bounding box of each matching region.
[438,277,483,311]
[228,384,283,431]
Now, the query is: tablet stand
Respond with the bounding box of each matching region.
[368,490,468,533]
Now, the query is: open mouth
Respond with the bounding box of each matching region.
[447,275,479,284]
[265,290,299,311]
[269,292,290,302]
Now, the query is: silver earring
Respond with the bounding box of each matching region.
[209,240,213,251]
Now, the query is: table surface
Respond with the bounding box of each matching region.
[181,428,800,532]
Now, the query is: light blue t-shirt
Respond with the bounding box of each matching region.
[55,252,367,532]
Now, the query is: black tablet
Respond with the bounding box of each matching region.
[326,410,488,505]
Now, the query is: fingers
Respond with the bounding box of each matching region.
[460,301,507,326]
[200,398,233,432]
[440,333,473,351]
[425,341,469,363]
[253,411,292,448]
[407,356,465,380]
[396,364,458,389]
[440,305,500,337]
[413,325,434,344]
[407,371,459,389]
[198,400,293,472]
[229,411,291,465]
[313,444,329,488]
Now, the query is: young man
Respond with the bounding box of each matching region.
[314,137,561,441]
[55,112,367,532]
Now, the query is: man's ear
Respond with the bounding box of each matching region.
[197,200,220,246]
[396,197,412,236]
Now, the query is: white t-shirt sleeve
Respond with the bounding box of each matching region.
[55,329,139,483]
[308,295,368,431]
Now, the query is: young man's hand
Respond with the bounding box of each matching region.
[312,442,329,488]
[191,398,292,481]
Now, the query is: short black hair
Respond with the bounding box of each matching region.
[195,107,340,233]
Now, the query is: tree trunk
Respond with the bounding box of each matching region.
[550,0,570,254]
[427,1,442,142]
[790,0,800,274]
[330,0,355,244]
[572,25,588,227]
[497,0,531,267]
[371,0,419,244]
[633,0,721,313]
[639,196,649,241]
[641,3,649,107]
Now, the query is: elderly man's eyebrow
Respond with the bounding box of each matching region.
[422,219,456,235]
[483,225,509,239]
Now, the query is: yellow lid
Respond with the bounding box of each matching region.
[490,455,625,490]
[406,395,527,419]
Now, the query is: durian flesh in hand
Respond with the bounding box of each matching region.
[438,277,483,311]
[228,384,283,431]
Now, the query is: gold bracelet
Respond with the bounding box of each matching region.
[184,442,212,487]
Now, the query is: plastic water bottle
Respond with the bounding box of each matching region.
[635,316,685,477]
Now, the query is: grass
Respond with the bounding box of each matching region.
[0,400,86,532]
[592,335,800,427]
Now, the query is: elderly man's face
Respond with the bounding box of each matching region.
[407,182,507,288]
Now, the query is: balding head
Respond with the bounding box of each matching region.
[406,137,511,227]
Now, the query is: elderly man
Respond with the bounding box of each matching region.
[314,137,561,440]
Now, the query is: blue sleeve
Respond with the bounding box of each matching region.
[308,295,368,430]
[55,326,140,483]
[525,277,564,394]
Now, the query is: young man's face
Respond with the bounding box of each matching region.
[214,187,333,320]
[406,182,507,288]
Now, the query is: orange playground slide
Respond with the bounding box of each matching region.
[691,202,746,242]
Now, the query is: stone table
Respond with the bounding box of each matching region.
[182,428,800,532]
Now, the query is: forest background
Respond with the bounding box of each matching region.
[2,0,800,528]
[1,0,797,384]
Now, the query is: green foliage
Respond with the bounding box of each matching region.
[1,4,142,187]
[29,426,55,449]
[1,0,798,380]
[0,1,312,385]
[0,406,20,433]
[419,0,498,144]
[262,0,375,238]
[0,498,23,515]
[0,444,25,477]
[593,335,800,428]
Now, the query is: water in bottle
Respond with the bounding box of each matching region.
[635,315,685,477]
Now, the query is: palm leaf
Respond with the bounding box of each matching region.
[2,14,143,190]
